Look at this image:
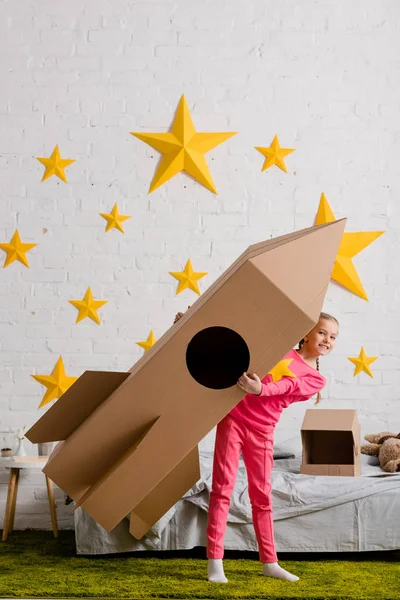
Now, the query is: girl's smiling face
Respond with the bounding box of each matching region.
[304,318,338,357]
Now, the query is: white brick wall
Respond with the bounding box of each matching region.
[0,0,399,530]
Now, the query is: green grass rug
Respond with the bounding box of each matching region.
[0,531,399,600]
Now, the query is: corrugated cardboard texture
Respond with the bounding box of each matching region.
[26,219,346,534]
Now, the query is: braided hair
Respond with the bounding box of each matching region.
[298,312,339,405]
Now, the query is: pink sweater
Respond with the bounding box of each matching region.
[229,349,326,433]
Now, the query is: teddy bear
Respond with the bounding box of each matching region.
[361,432,400,473]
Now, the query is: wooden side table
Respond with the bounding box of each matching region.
[0,456,58,541]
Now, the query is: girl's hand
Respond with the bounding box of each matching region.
[237,372,262,395]
[173,306,191,324]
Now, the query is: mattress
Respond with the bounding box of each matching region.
[74,451,400,555]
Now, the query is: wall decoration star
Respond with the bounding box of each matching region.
[169,259,207,295]
[131,95,237,194]
[315,193,384,301]
[348,346,378,378]
[32,356,78,408]
[69,287,108,324]
[0,230,37,268]
[36,145,75,183]
[100,203,131,233]
[268,359,296,382]
[255,134,295,173]
[136,330,157,353]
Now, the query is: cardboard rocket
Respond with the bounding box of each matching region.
[26,219,346,539]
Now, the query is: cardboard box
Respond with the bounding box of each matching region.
[26,219,346,538]
[300,409,361,477]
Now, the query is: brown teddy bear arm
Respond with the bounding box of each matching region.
[361,443,380,456]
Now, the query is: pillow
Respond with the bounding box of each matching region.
[273,445,295,459]
[273,436,303,459]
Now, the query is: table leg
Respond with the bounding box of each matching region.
[45,476,58,538]
[2,468,19,542]
[9,468,20,532]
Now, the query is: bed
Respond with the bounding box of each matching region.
[74,441,400,555]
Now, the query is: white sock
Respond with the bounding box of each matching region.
[207,558,228,583]
[262,562,299,582]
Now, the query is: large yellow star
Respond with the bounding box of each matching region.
[315,193,384,301]
[0,230,37,268]
[100,203,131,233]
[136,330,157,353]
[169,259,208,295]
[348,347,378,378]
[268,359,296,382]
[131,95,237,194]
[255,134,295,173]
[69,287,108,324]
[32,356,78,408]
[36,145,75,183]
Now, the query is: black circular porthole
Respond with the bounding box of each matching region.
[186,326,250,390]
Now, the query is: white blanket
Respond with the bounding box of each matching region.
[183,452,400,526]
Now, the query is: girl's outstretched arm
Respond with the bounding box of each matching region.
[238,371,325,400]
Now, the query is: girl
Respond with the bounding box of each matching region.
[174,310,339,583]
[207,312,338,583]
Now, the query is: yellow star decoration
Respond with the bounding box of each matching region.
[268,359,297,382]
[100,203,131,233]
[169,259,207,295]
[315,193,384,301]
[136,330,157,353]
[36,145,75,183]
[0,230,37,268]
[131,95,237,194]
[255,134,295,173]
[69,287,108,324]
[32,356,78,409]
[348,346,378,378]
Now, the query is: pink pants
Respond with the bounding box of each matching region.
[206,414,277,563]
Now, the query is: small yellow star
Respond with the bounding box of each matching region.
[36,145,75,183]
[169,259,207,295]
[348,347,378,378]
[0,230,37,268]
[136,330,157,352]
[315,193,384,301]
[69,287,108,324]
[32,356,78,408]
[268,359,297,382]
[131,95,237,194]
[100,203,131,233]
[255,134,295,173]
